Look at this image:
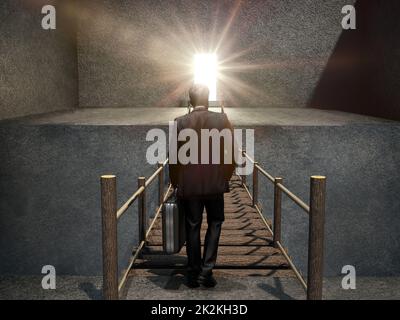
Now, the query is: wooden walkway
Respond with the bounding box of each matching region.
[132,176,294,277]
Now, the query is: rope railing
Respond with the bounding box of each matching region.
[239,179,307,291]
[116,187,144,220]
[100,159,170,300]
[241,150,326,300]
[145,159,168,187]
[256,164,275,183]
[276,183,310,214]
[118,184,173,293]
[101,151,326,300]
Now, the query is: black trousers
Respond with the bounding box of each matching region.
[180,194,224,276]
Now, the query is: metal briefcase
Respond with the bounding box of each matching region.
[162,191,185,254]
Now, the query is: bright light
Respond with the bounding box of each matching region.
[194,54,217,101]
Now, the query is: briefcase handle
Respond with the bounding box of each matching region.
[167,187,178,202]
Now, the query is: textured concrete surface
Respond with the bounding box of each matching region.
[310,0,400,121]
[253,124,400,277]
[76,0,355,108]
[0,0,78,121]
[0,108,399,276]
[0,124,164,276]
[1,275,400,300]
[1,107,394,126]
[123,275,400,300]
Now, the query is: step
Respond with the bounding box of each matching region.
[129,268,295,278]
[152,219,269,231]
[147,234,273,246]
[143,245,282,256]
[135,255,289,269]
[150,229,272,238]
[151,212,261,222]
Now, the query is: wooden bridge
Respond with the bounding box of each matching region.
[137,176,290,273]
[100,152,326,300]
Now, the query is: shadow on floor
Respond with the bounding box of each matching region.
[146,269,188,290]
[308,0,400,121]
[257,278,298,300]
[79,282,103,300]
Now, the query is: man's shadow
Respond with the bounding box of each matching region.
[79,282,103,300]
[147,269,188,290]
[257,277,298,300]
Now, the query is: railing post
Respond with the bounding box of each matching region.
[252,162,259,207]
[101,175,118,300]
[273,177,283,248]
[307,176,326,300]
[158,162,164,207]
[241,149,247,187]
[138,177,146,243]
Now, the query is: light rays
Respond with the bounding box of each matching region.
[71,0,306,107]
[194,54,217,101]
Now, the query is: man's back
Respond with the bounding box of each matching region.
[173,84,233,288]
[177,107,228,132]
[169,107,235,198]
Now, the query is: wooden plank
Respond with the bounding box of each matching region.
[224,205,254,209]
[225,199,253,204]
[149,219,270,232]
[152,220,269,231]
[150,213,268,222]
[150,229,272,238]
[150,209,260,216]
[152,217,266,224]
[130,268,295,278]
[134,175,293,278]
[147,234,273,246]
[151,214,264,225]
[143,245,281,256]
[222,214,260,219]
[136,255,289,269]
[222,209,259,214]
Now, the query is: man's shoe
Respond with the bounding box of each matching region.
[199,274,217,288]
[186,274,200,288]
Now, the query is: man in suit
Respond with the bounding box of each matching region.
[169,84,235,288]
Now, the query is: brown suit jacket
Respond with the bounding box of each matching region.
[169,107,235,198]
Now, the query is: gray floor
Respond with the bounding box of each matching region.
[1,275,400,300]
[0,107,396,126]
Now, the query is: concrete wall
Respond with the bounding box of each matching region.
[251,125,400,276]
[77,0,355,108]
[309,0,400,121]
[0,119,399,276]
[3,0,398,120]
[0,0,78,120]
[0,124,164,276]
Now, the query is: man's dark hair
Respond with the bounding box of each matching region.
[189,84,209,107]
